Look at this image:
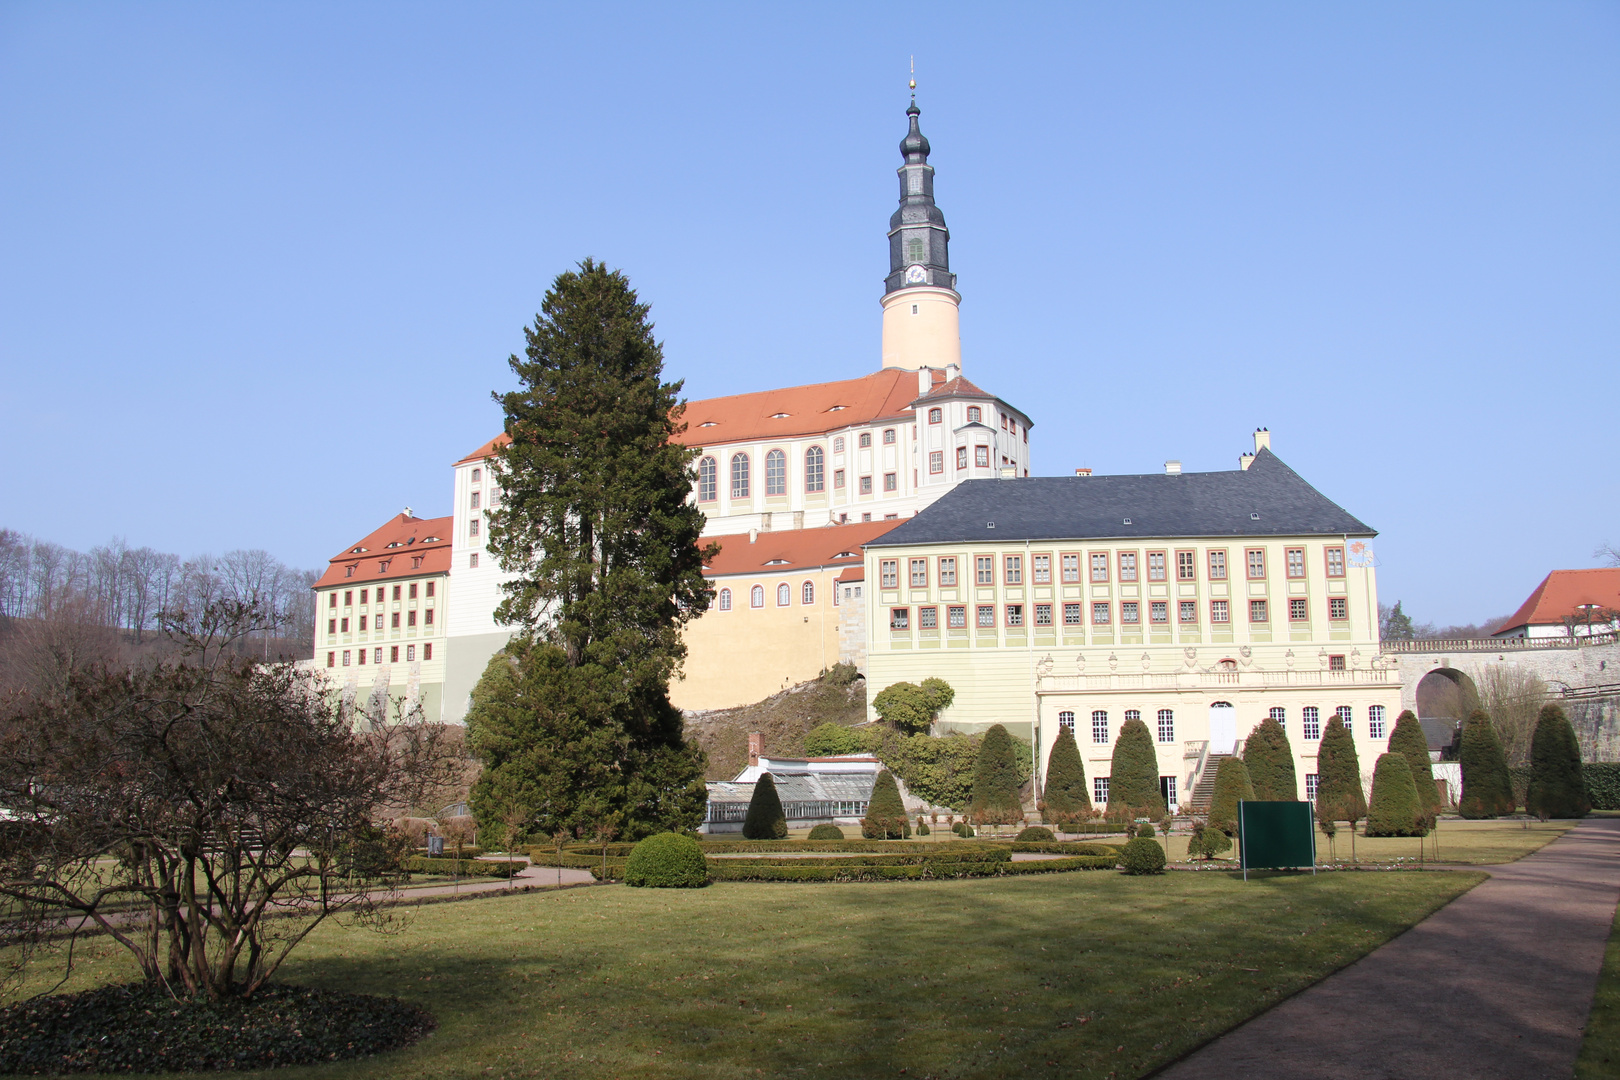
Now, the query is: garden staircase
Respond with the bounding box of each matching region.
[1185,753,1232,817]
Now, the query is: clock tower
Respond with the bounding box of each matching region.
[880,97,962,371]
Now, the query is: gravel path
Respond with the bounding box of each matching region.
[1156,817,1620,1080]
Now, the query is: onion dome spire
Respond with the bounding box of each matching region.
[885,87,954,297]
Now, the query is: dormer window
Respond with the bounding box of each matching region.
[349,546,368,554]
[769,412,790,419]
[828,405,848,412]
[699,421,717,428]
[386,541,403,548]
[422,536,441,543]
[764,558,791,566]
[833,551,858,559]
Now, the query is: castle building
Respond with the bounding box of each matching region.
[860,431,1403,813]
[311,512,452,724]
[436,99,1030,721]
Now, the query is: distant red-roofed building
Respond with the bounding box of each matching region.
[1492,568,1620,640]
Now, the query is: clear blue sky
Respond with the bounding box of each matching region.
[2,3,1615,626]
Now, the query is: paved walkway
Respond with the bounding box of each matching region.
[378,860,596,902]
[1158,817,1620,1080]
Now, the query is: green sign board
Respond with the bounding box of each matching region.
[1237,801,1316,876]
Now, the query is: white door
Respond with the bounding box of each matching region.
[1208,703,1237,755]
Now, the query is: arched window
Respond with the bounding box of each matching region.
[1091,710,1109,743]
[1058,710,1075,732]
[717,588,732,611]
[765,449,786,495]
[1157,709,1175,743]
[833,436,845,453]
[928,407,942,424]
[776,582,791,606]
[1368,704,1387,739]
[804,446,825,492]
[1269,706,1286,725]
[697,456,717,501]
[730,453,750,499]
[801,580,814,605]
[750,585,764,609]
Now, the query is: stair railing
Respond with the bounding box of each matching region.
[1183,739,1210,813]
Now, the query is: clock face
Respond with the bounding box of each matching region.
[905,263,927,285]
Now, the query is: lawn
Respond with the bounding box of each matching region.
[1158,818,1572,867]
[1576,892,1620,1079]
[9,868,1482,1079]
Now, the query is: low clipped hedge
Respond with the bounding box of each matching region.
[1584,763,1620,810]
[1008,841,1119,857]
[712,850,1010,868]
[1016,826,1056,842]
[402,857,521,878]
[707,855,1117,883]
[623,833,709,888]
[807,824,845,840]
[695,839,997,855]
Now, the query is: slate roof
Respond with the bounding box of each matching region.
[866,449,1374,547]
[706,771,877,806]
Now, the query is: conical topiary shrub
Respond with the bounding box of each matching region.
[1207,756,1255,837]
[1243,715,1299,801]
[1108,717,1166,819]
[1527,704,1589,819]
[742,772,788,840]
[971,724,1024,825]
[1041,726,1091,823]
[1365,752,1427,836]
[1459,710,1516,819]
[1389,710,1444,816]
[862,768,909,839]
[1315,716,1367,859]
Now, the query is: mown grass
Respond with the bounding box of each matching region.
[9,868,1481,1079]
[1160,817,1571,867]
[1576,890,1620,1079]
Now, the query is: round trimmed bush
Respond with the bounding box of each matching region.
[1119,836,1166,875]
[1016,826,1055,842]
[952,822,975,838]
[623,833,709,888]
[916,822,930,835]
[1136,822,1155,838]
[807,824,845,840]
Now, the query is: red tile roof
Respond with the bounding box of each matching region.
[1494,568,1620,635]
[456,433,510,466]
[674,369,923,446]
[913,374,995,404]
[702,520,899,578]
[314,514,453,590]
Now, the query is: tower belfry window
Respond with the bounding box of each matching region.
[907,237,925,264]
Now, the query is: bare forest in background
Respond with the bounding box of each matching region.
[0,529,319,697]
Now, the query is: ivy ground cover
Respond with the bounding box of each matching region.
[7,869,1481,1080]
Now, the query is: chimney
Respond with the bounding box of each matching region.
[999,465,1017,479]
[1074,467,1092,477]
[748,528,758,544]
[1239,452,1255,471]
[918,368,931,395]
[945,362,961,382]
[747,731,763,767]
[1164,460,1182,476]
[403,506,413,518]
[1253,428,1271,454]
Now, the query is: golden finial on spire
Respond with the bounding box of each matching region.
[909,56,916,95]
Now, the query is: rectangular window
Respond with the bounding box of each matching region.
[1290,598,1308,621]
[947,605,966,629]
[1369,705,1387,739]
[424,643,432,660]
[1326,546,1346,578]
[409,583,418,599]
[1034,603,1053,626]
[859,432,872,448]
[1329,655,1347,671]
[884,472,897,491]
[391,613,400,628]
[1058,710,1075,733]
[883,428,896,444]
[1118,552,1138,582]
[1329,597,1348,620]
[327,651,335,668]
[1176,550,1196,581]
[1270,706,1286,725]
[1063,602,1082,626]
[1179,600,1197,623]
[406,645,415,661]
[976,556,994,584]
[1005,604,1023,628]
[834,469,846,489]
[1208,550,1227,580]
[880,560,898,589]
[956,447,968,470]
[390,646,399,662]
[407,610,417,627]
[1032,554,1050,584]
[1303,707,1321,741]
[860,476,873,494]
[424,608,434,626]
[344,590,353,606]
[342,650,351,666]
[1121,601,1139,624]
[1004,555,1022,584]
[359,588,368,605]
[1147,551,1166,581]
[470,553,479,568]
[975,445,989,468]
[327,619,336,634]
[426,581,435,597]
[359,615,367,631]
[890,608,909,631]
[919,606,937,630]
[929,450,944,474]
[1246,548,1266,579]
[340,617,349,632]
[470,519,479,537]
[938,557,957,586]
[358,648,366,665]
[977,605,996,628]
[1157,710,1175,743]
[1336,704,1353,733]
[329,593,337,609]
[1249,599,1268,623]
[1286,547,1306,578]
[1092,602,1111,625]
[393,585,401,600]
[1092,711,1109,743]
[1164,776,1178,808]
[1094,777,1110,804]
[1090,553,1109,583]
[1149,601,1168,623]
[470,491,480,510]
[910,559,928,587]
[1306,773,1320,801]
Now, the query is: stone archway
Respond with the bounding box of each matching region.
[1416,667,1481,724]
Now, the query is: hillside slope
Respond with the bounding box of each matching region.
[683,666,867,781]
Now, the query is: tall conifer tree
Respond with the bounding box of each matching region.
[1315,716,1368,834]
[1526,704,1589,819]
[1207,756,1256,837]
[1108,717,1166,818]
[1243,716,1299,801]
[862,769,909,839]
[1041,726,1091,823]
[1388,710,1443,816]
[1458,710,1516,819]
[971,724,1024,824]
[1365,752,1426,836]
[467,261,711,841]
[743,773,788,839]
